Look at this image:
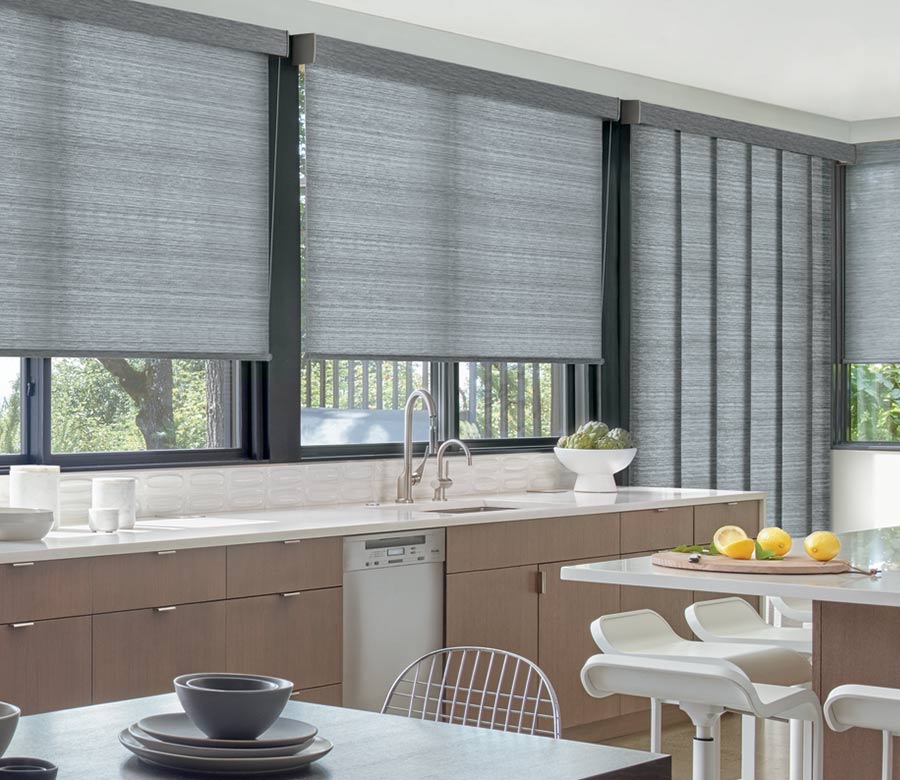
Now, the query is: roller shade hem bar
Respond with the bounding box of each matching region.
[842,357,900,364]
[303,354,604,365]
[0,0,289,56]
[0,351,272,361]
[622,99,856,163]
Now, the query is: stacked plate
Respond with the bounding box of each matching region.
[119,712,333,775]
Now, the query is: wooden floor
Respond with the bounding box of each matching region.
[602,713,793,780]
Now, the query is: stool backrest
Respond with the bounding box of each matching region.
[686,597,766,640]
[591,609,682,654]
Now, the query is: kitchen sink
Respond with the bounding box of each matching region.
[422,505,519,515]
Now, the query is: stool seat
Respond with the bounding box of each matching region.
[686,597,812,655]
[824,684,900,780]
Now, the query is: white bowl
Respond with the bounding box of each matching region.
[553,447,637,493]
[0,508,54,541]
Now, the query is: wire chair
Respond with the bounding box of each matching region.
[380,646,561,739]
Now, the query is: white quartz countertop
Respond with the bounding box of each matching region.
[0,487,763,564]
[561,526,900,607]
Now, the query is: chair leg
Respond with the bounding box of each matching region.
[803,721,813,780]
[741,715,757,779]
[712,716,721,779]
[679,704,724,780]
[883,731,893,780]
[650,698,662,753]
[790,719,804,780]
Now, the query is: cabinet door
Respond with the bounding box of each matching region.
[93,601,227,703]
[226,588,342,690]
[445,566,539,661]
[291,684,342,707]
[620,507,694,555]
[0,559,92,624]
[538,559,620,729]
[0,617,91,714]
[227,538,342,598]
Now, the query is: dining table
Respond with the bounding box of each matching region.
[560,524,900,780]
[4,693,671,779]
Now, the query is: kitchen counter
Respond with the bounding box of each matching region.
[560,526,900,607]
[0,487,763,564]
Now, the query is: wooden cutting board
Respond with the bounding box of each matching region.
[651,550,850,575]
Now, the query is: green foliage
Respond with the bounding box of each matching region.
[849,364,900,442]
[0,376,20,455]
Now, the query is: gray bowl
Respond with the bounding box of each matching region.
[0,703,20,758]
[174,673,293,740]
[0,758,57,778]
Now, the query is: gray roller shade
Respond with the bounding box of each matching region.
[845,142,900,362]
[629,126,832,534]
[303,37,615,363]
[0,5,274,359]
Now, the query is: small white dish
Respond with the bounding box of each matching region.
[119,729,333,774]
[0,509,54,541]
[88,508,119,534]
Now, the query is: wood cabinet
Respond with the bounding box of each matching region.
[0,559,92,624]
[291,684,343,707]
[226,588,342,690]
[446,566,539,661]
[538,559,620,728]
[693,500,761,544]
[92,548,226,613]
[0,617,91,715]
[226,538,342,598]
[446,513,620,574]
[620,507,694,555]
[92,601,227,703]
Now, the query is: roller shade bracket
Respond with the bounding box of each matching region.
[291,33,316,66]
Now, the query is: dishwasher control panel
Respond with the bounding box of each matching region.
[343,528,445,572]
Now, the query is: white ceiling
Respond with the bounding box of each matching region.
[311,0,900,122]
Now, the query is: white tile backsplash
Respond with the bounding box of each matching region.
[0,452,573,526]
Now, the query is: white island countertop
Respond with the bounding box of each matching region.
[0,487,763,564]
[561,525,900,607]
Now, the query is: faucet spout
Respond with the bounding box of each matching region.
[432,438,473,502]
[396,388,438,504]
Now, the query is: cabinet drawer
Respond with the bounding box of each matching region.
[0,616,91,714]
[227,537,342,598]
[446,514,620,573]
[92,547,226,613]
[291,684,342,707]
[93,601,227,703]
[0,559,92,624]
[694,501,761,545]
[620,506,694,555]
[227,588,342,690]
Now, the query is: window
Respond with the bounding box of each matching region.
[848,364,900,443]
[0,358,22,456]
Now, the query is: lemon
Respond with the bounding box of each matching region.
[804,531,840,562]
[720,538,755,560]
[757,527,793,556]
[713,525,749,552]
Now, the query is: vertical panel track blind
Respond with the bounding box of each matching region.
[630,126,832,533]
[0,2,279,359]
[303,37,617,363]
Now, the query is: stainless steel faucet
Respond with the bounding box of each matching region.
[432,439,472,502]
[396,388,439,504]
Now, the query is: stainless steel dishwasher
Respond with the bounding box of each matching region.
[342,528,445,712]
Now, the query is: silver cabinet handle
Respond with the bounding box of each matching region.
[283,539,301,545]
[655,508,670,512]
[282,591,301,598]
[157,550,177,556]
[155,606,177,612]
[11,622,34,628]
[726,502,739,506]
[11,562,35,568]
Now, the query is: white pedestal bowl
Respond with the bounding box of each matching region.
[553,447,637,493]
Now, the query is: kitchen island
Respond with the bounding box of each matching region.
[561,526,900,779]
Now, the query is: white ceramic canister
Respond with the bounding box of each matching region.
[91,477,138,530]
[9,465,61,530]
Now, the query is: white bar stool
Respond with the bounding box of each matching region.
[581,654,824,780]
[686,597,814,780]
[824,684,900,780]
[592,609,812,778]
[770,596,814,626]
[686,597,812,655]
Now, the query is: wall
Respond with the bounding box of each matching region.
[832,449,900,533]
[0,452,573,527]
[141,0,852,142]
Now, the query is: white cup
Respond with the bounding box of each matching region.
[91,477,137,530]
[88,508,119,534]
